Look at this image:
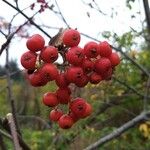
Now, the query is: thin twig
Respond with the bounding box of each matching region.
[2,0,51,39]
[84,111,150,150]
[143,76,150,111]
[0,129,12,140]
[112,76,145,98]
[0,133,7,150]
[54,0,70,28]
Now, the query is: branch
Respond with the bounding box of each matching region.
[6,113,21,150]
[143,76,150,111]
[112,76,145,98]
[84,111,150,150]
[0,117,31,150]
[0,133,7,150]
[2,0,51,39]
[0,129,12,140]
[17,115,51,130]
[54,0,70,28]
[0,21,28,55]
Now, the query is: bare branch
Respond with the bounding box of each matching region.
[6,113,21,150]
[17,115,51,130]
[112,76,145,98]
[84,111,150,150]
[0,117,30,150]
[54,0,70,28]
[0,133,7,150]
[0,129,12,140]
[0,21,28,55]
[2,0,51,39]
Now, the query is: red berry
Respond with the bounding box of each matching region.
[82,58,94,73]
[69,112,79,123]
[75,74,89,87]
[26,34,45,52]
[28,70,47,87]
[94,58,111,74]
[66,66,84,83]
[66,47,84,66]
[70,98,87,118]
[40,63,59,82]
[89,72,102,84]
[84,41,99,58]
[55,73,69,88]
[62,29,80,47]
[37,0,45,3]
[20,51,37,70]
[101,67,112,80]
[99,41,112,57]
[56,87,71,104]
[49,109,63,122]
[42,92,59,107]
[108,52,120,67]
[40,46,58,63]
[58,114,74,129]
[81,103,92,118]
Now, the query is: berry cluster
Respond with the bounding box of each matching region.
[20,28,120,129]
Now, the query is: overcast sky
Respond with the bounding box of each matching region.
[0,0,147,67]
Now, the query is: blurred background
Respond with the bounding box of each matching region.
[0,0,150,149]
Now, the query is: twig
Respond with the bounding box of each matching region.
[2,0,51,39]
[84,111,150,150]
[0,10,39,56]
[0,118,31,150]
[112,76,145,98]
[6,113,21,150]
[143,76,150,111]
[0,21,28,56]
[17,115,51,130]
[0,29,7,37]
[54,0,70,28]
[0,129,12,140]
[0,133,7,150]
[0,70,23,79]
